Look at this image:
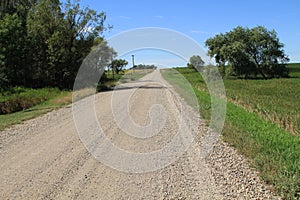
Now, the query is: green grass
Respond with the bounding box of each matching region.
[161,66,300,199]
[288,63,300,78]
[178,64,300,135]
[0,88,72,130]
[160,69,198,109]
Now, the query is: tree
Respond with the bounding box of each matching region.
[205,26,289,78]
[25,0,108,88]
[187,55,205,71]
[0,0,110,89]
[0,12,29,86]
[110,59,128,75]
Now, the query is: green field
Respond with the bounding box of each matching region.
[162,64,300,199]
[183,64,300,135]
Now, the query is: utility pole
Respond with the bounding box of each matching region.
[131,54,135,74]
[131,55,135,67]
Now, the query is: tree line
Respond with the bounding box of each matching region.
[0,0,113,90]
[1,1,290,91]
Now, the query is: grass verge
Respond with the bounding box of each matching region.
[0,89,72,131]
[161,67,300,199]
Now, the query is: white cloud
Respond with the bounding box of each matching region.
[155,15,164,19]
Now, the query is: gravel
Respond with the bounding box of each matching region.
[0,70,280,199]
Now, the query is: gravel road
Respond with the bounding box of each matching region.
[0,70,278,199]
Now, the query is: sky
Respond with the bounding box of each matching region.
[75,0,300,67]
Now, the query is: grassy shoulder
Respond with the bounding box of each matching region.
[161,67,300,199]
[0,89,72,131]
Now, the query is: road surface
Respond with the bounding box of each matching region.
[0,70,276,199]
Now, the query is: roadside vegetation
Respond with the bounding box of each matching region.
[162,64,300,199]
[0,88,72,131]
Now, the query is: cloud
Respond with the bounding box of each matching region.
[155,15,164,19]
[119,16,131,20]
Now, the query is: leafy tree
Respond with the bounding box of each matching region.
[0,0,17,17]
[205,26,289,78]
[187,55,205,71]
[110,59,128,75]
[25,0,108,88]
[26,0,63,87]
[0,0,110,89]
[0,12,29,86]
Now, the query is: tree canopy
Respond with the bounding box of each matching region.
[110,59,128,75]
[187,55,205,71]
[0,0,110,89]
[205,26,289,78]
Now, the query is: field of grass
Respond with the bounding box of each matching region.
[181,64,300,135]
[161,65,300,199]
[288,63,300,78]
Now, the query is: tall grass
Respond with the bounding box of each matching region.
[0,88,72,130]
[0,87,64,114]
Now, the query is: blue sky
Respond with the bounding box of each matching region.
[77,0,300,67]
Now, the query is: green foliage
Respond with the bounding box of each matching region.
[0,88,72,130]
[0,12,28,86]
[187,55,204,71]
[288,63,300,78]
[205,26,289,78]
[0,0,109,89]
[164,67,300,199]
[0,87,63,114]
[110,59,128,74]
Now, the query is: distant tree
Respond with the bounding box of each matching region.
[205,26,289,78]
[110,59,128,74]
[188,55,205,71]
